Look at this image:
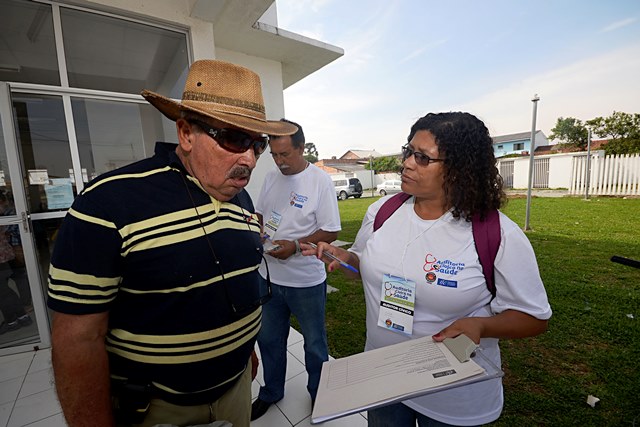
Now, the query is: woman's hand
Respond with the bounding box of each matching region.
[432,310,548,344]
[300,241,361,277]
[432,317,486,344]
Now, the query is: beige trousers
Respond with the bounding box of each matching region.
[120,363,252,427]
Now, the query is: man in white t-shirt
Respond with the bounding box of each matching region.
[251,119,341,421]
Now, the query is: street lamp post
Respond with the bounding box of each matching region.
[524,94,540,231]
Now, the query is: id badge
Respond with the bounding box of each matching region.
[377,274,416,335]
[264,211,282,240]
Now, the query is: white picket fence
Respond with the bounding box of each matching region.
[569,153,640,196]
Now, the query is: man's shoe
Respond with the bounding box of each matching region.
[251,398,273,421]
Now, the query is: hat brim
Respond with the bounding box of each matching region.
[141,90,297,136]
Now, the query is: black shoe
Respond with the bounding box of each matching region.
[18,315,32,327]
[0,321,20,335]
[251,398,273,421]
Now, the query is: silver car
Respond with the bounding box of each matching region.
[376,179,402,196]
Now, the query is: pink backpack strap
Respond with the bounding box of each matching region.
[373,192,412,231]
[472,210,501,297]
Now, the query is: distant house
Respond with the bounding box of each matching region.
[314,158,366,174]
[315,149,384,174]
[340,149,384,160]
[534,139,609,155]
[493,131,550,158]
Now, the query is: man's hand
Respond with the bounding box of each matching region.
[251,350,259,380]
[267,240,297,260]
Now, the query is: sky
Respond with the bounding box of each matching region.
[276,0,640,159]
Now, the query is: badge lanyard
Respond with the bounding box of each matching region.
[377,206,445,336]
[399,207,446,280]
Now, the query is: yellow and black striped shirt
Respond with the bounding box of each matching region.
[48,142,263,405]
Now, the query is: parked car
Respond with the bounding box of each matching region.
[333,177,363,200]
[376,179,402,196]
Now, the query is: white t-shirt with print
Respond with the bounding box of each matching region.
[257,164,341,288]
[349,195,552,426]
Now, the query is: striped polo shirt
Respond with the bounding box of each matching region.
[48,142,264,405]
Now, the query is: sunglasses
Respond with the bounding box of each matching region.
[190,120,269,156]
[401,144,444,167]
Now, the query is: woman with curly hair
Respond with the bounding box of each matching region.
[305,112,551,426]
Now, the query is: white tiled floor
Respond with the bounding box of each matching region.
[0,328,367,427]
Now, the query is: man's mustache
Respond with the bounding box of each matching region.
[227,166,252,179]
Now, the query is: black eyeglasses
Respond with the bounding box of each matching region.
[190,120,269,156]
[401,144,444,166]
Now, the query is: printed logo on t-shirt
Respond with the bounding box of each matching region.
[422,253,465,286]
[289,192,308,208]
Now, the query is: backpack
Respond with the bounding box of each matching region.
[373,192,501,297]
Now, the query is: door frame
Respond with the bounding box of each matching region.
[0,82,52,355]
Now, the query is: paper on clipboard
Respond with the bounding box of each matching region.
[311,336,503,424]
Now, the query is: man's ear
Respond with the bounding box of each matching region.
[176,119,194,152]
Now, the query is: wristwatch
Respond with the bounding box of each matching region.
[294,239,301,254]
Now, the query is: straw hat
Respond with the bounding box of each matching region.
[141,60,297,136]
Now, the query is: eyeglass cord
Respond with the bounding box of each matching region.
[179,170,271,315]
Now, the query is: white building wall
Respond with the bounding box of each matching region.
[79,0,294,200]
[215,48,288,198]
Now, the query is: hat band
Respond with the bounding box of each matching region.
[182,91,265,114]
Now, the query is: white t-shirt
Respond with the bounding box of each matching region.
[349,195,552,426]
[256,164,341,287]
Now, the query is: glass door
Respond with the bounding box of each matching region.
[0,82,51,354]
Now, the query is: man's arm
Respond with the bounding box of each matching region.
[270,229,338,260]
[52,311,114,427]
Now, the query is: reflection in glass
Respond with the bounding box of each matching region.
[32,217,62,330]
[12,93,75,213]
[61,6,188,96]
[0,191,37,349]
[0,0,60,85]
[72,98,176,179]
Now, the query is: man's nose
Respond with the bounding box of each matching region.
[238,148,258,168]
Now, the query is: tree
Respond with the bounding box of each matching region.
[601,137,640,155]
[365,156,402,173]
[586,111,640,140]
[549,117,588,149]
[304,142,318,163]
[587,112,640,155]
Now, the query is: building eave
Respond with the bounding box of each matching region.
[193,0,343,89]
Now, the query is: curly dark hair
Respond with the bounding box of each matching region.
[407,112,505,220]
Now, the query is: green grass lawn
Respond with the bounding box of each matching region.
[320,196,640,426]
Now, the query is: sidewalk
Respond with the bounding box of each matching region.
[505,189,569,198]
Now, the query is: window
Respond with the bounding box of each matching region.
[60,6,189,96]
[497,145,503,150]
[514,143,525,151]
[71,98,174,180]
[12,93,74,213]
[0,0,60,85]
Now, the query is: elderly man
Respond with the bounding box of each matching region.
[251,120,341,420]
[48,60,296,427]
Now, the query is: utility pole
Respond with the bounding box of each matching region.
[524,94,540,231]
[585,128,592,200]
[369,155,374,197]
